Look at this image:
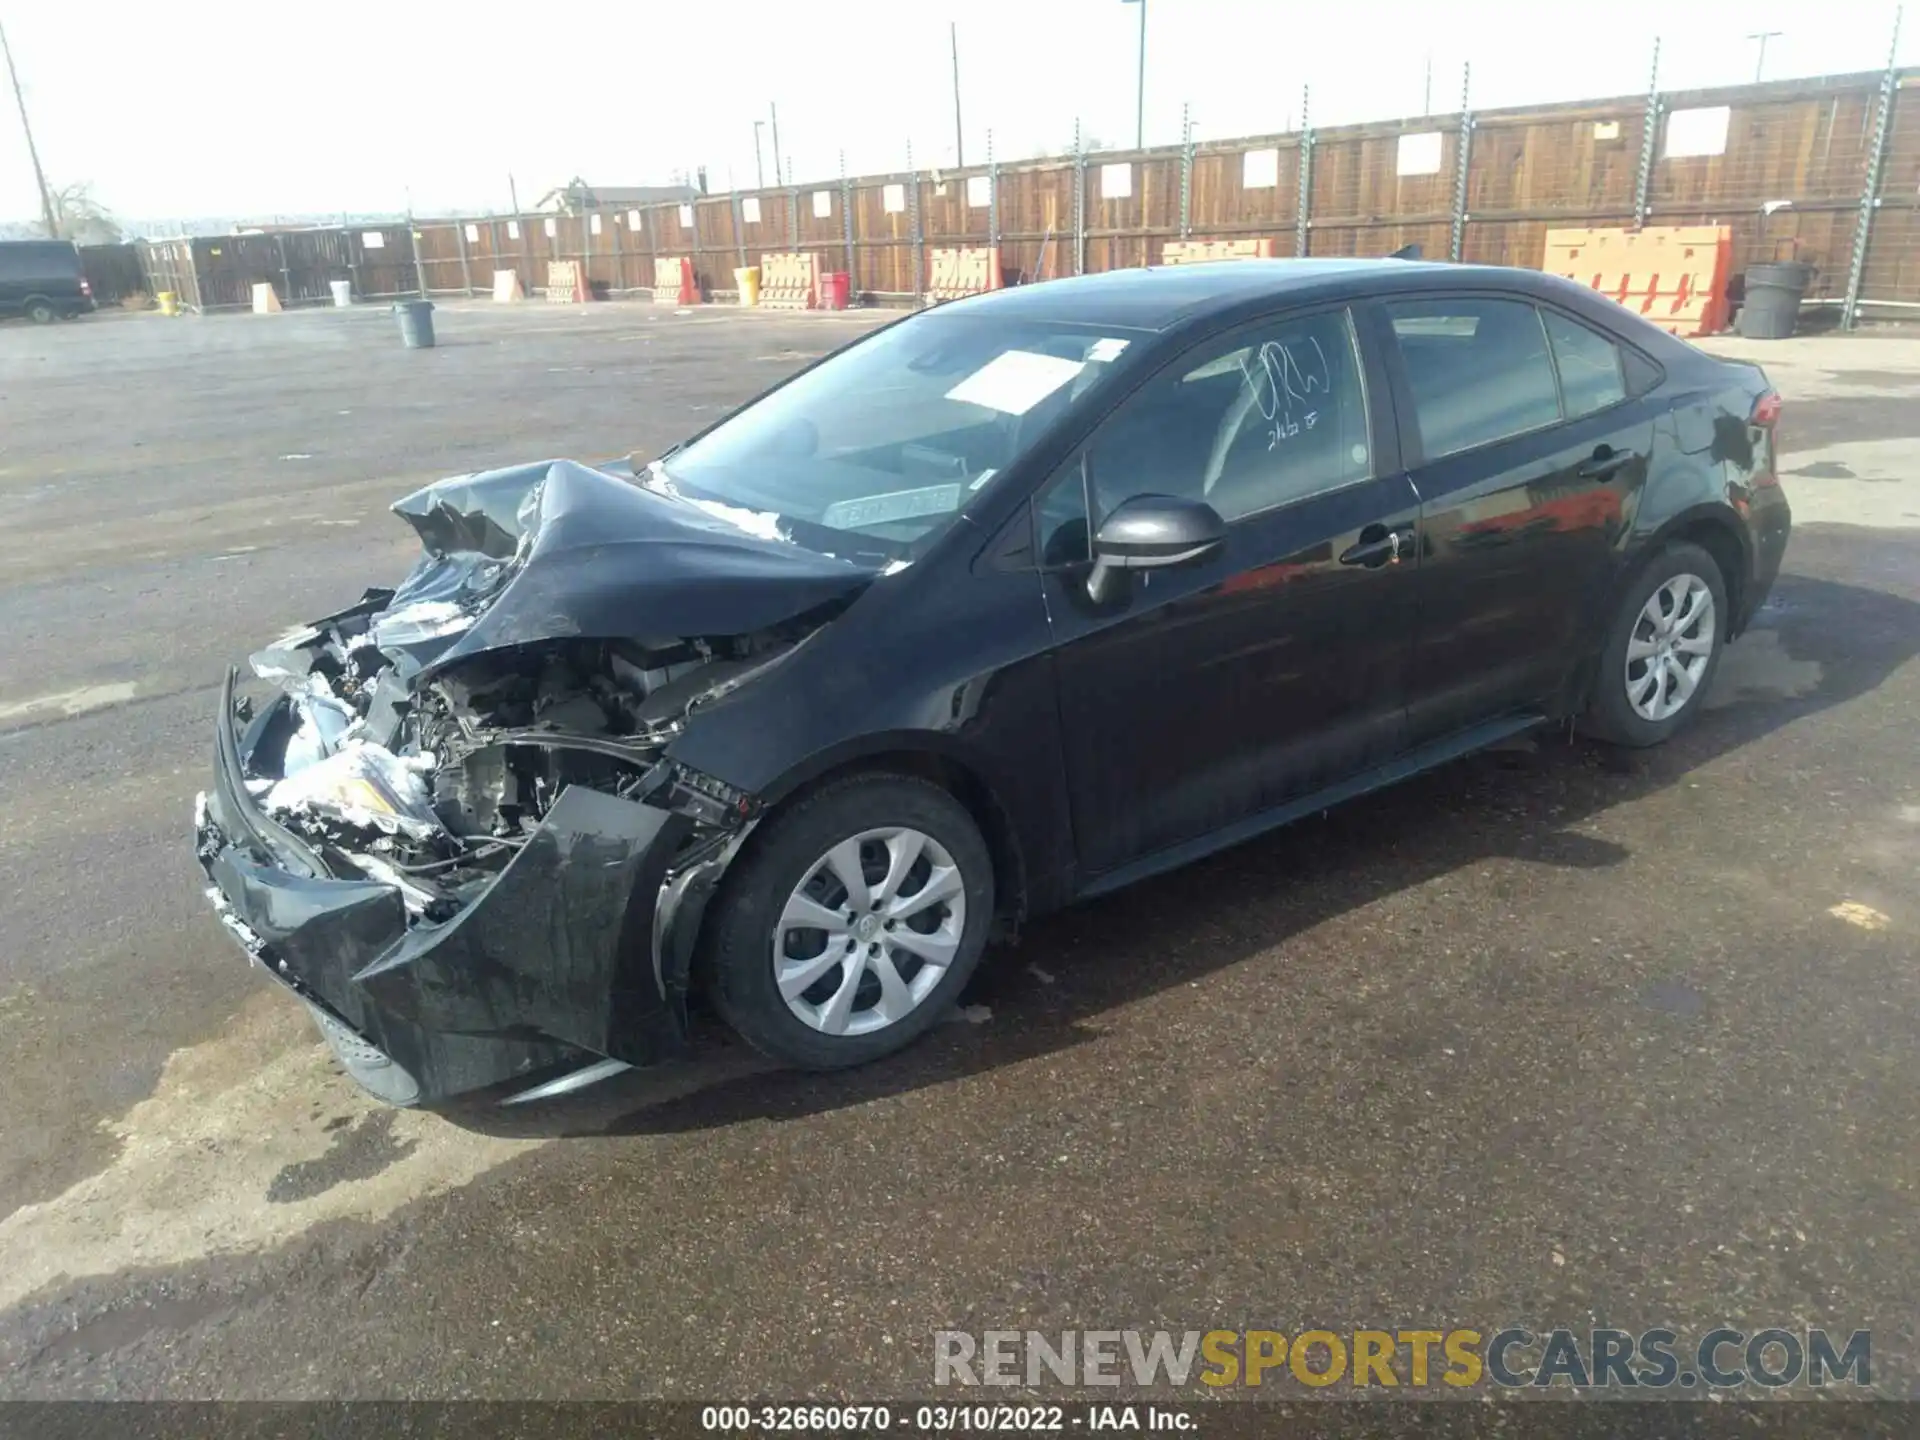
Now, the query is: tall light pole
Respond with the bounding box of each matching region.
[0,18,58,239]
[770,103,785,187]
[1747,30,1782,81]
[753,120,767,189]
[1121,0,1146,149]
[950,21,965,168]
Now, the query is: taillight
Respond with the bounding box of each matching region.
[79,278,92,294]
[1750,389,1782,488]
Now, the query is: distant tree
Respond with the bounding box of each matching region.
[38,183,124,244]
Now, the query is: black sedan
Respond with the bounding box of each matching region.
[194,258,1791,1106]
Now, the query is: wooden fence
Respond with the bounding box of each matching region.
[139,63,1920,322]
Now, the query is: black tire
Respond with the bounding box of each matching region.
[1582,541,1728,747]
[25,299,57,325]
[703,772,994,1069]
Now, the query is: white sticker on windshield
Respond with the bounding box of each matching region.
[823,484,963,529]
[1086,337,1130,363]
[945,350,1087,416]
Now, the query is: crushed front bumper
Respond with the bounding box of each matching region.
[195,671,694,1106]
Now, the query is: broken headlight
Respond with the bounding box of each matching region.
[642,759,760,829]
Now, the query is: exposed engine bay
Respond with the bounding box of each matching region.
[240,613,791,918]
[194,457,884,1105]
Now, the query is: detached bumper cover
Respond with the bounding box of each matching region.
[196,672,693,1105]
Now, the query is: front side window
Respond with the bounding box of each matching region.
[1543,310,1628,419]
[1387,297,1562,460]
[649,313,1137,564]
[1077,307,1372,531]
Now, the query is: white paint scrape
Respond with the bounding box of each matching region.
[0,997,542,1312]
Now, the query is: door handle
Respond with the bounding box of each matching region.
[1577,446,1639,481]
[1339,523,1415,568]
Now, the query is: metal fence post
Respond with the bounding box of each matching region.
[988,129,1000,251]
[1843,7,1903,330]
[731,191,746,274]
[1450,64,1474,262]
[908,140,924,302]
[788,184,800,248]
[841,151,856,291]
[275,233,292,303]
[609,209,623,293]
[1295,85,1313,258]
[455,221,474,296]
[1179,102,1193,240]
[1073,119,1087,275]
[407,214,426,297]
[1633,38,1662,229]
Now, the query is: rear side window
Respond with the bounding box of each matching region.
[1543,310,1627,418]
[1387,297,1561,460]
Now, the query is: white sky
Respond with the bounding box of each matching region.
[0,0,1909,224]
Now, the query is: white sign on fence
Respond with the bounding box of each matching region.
[464,223,480,243]
[1242,148,1280,189]
[1101,163,1133,200]
[883,183,907,213]
[812,190,833,218]
[743,197,762,224]
[1396,132,1444,176]
[627,209,642,229]
[544,217,557,237]
[967,174,992,208]
[507,220,520,240]
[361,231,385,249]
[1665,106,1730,158]
[589,214,602,235]
[678,204,695,227]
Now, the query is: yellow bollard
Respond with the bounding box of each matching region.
[734,266,761,307]
[156,291,180,316]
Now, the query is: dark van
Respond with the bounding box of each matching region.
[0,240,95,322]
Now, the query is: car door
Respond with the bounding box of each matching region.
[1036,304,1420,883]
[1377,294,1659,744]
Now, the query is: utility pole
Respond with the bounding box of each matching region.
[508,172,522,217]
[950,21,965,168]
[1746,30,1781,82]
[770,103,785,189]
[1424,51,1433,114]
[1121,0,1147,149]
[0,19,59,240]
[753,120,767,189]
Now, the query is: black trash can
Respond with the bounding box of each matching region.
[1737,262,1812,340]
[394,299,436,349]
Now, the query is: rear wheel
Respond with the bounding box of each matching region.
[25,299,57,324]
[704,772,994,1069]
[1583,542,1727,747]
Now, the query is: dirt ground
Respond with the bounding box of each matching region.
[1,299,1917,1400]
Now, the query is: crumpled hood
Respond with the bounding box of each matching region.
[381,459,878,673]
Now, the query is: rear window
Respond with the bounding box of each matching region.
[0,242,82,280]
[1387,297,1562,459]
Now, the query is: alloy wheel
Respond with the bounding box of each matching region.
[1625,572,1715,722]
[772,827,966,1036]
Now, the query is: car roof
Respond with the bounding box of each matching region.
[931,258,1562,331]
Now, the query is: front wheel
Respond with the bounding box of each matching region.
[1583,542,1728,747]
[25,299,57,324]
[703,772,994,1069]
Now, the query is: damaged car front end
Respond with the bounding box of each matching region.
[195,458,874,1106]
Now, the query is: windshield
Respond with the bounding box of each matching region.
[644,313,1137,563]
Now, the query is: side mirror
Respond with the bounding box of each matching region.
[1087,495,1227,603]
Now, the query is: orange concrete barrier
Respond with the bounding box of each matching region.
[758,252,820,309]
[654,256,698,305]
[1543,226,1733,337]
[927,246,1004,302]
[1160,237,1277,264]
[545,260,592,304]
